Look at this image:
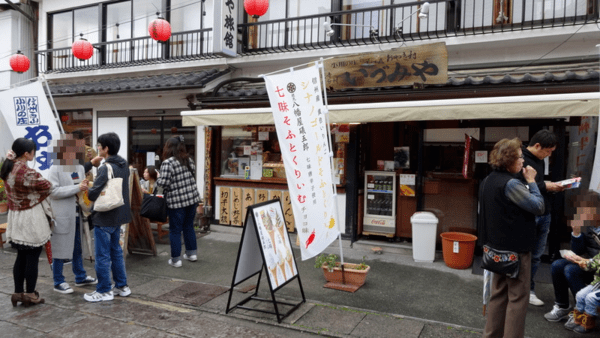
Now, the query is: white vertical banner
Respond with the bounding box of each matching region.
[590,116,600,192]
[264,64,339,260]
[0,81,61,178]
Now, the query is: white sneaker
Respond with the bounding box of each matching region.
[183,254,197,262]
[112,285,131,297]
[84,291,114,302]
[529,292,544,306]
[168,259,182,268]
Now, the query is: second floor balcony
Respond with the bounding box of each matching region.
[36,0,600,74]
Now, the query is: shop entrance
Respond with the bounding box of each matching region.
[129,116,196,176]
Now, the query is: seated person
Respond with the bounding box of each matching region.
[544,190,600,323]
[563,247,600,333]
[140,166,158,194]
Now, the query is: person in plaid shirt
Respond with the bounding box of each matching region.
[562,191,600,334]
[156,135,201,268]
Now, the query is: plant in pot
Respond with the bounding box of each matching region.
[314,253,370,292]
[0,158,7,214]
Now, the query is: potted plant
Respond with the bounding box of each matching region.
[314,254,370,292]
[0,158,7,215]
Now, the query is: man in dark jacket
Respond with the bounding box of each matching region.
[84,133,132,303]
[522,129,565,306]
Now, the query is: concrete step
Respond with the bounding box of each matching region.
[351,239,414,256]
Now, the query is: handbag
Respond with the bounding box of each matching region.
[93,163,124,212]
[140,191,167,222]
[481,245,520,278]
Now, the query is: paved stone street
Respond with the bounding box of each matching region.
[0,218,586,337]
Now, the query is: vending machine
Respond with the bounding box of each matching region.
[363,171,396,236]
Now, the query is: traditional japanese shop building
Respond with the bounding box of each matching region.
[6,0,598,255]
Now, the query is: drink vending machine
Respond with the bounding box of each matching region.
[363,171,396,237]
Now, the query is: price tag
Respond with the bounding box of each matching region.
[453,241,459,253]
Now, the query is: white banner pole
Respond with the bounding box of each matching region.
[590,44,600,192]
[318,58,345,265]
[40,75,64,134]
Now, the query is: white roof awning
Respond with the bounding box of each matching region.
[182,92,600,126]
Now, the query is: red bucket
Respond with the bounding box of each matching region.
[440,232,478,269]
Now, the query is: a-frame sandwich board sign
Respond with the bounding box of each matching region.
[225,199,306,323]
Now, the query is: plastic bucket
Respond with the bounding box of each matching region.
[440,232,478,269]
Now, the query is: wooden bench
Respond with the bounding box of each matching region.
[0,223,7,249]
[151,219,169,242]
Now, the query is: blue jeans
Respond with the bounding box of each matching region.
[167,205,197,262]
[53,220,87,286]
[94,226,127,293]
[551,258,594,308]
[531,213,551,292]
[575,284,600,316]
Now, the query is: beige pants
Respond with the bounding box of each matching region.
[483,252,531,338]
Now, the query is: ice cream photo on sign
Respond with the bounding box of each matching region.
[271,206,287,243]
[278,250,287,280]
[260,210,277,253]
[266,254,279,287]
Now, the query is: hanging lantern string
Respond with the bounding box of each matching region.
[0,0,202,62]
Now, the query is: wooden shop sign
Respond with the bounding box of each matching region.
[324,42,448,90]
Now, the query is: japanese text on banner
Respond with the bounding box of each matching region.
[264,65,339,260]
[0,81,60,177]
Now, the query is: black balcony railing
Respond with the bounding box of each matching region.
[36,28,215,73]
[36,0,598,73]
[238,0,599,55]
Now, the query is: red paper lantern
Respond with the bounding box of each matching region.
[151,128,157,134]
[9,51,30,73]
[244,0,269,18]
[149,17,171,42]
[171,127,178,133]
[60,115,69,122]
[72,38,94,61]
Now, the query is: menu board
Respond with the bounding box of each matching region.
[227,199,305,322]
[252,201,298,288]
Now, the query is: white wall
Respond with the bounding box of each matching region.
[196,126,205,200]
[424,127,529,143]
[97,117,129,160]
[0,8,36,91]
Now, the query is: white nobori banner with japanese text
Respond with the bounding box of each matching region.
[0,81,61,178]
[264,65,339,260]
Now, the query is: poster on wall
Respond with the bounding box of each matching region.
[394,147,410,169]
[264,63,339,261]
[0,81,62,178]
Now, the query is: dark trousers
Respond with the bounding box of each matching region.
[551,258,594,308]
[13,246,43,293]
[484,252,531,338]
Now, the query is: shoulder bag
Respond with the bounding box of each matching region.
[481,245,520,278]
[93,163,124,212]
[140,191,167,222]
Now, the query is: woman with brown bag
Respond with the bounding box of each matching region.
[1,138,54,307]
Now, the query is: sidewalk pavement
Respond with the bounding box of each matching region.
[0,215,585,337]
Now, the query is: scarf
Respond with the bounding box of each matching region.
[5,160,52,211]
